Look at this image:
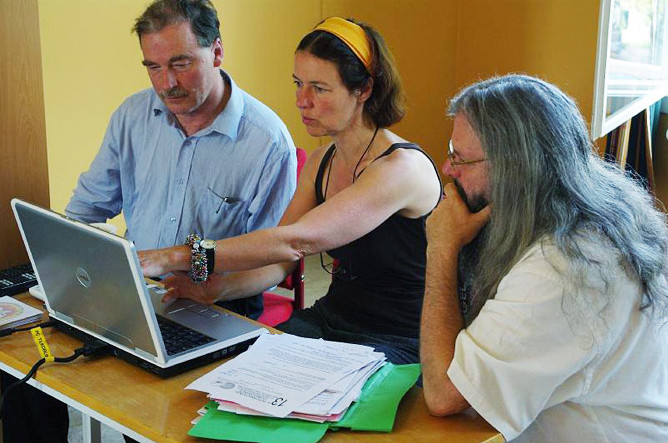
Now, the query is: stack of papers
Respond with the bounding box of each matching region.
[188,363,422,443]
[0,296,43,330]
[187,332,386,422]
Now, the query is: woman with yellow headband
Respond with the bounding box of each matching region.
[139,17,442,364]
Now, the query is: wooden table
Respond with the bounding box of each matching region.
[0,294,503,443]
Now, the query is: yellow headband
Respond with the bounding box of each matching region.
[313,17,373,74]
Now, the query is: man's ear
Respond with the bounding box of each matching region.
[212,38,223,67]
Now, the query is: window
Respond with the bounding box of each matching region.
[592,0,668,139]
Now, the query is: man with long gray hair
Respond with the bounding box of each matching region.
[421,74,668,442]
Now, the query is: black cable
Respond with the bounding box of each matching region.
[12,319,58,333]
[0,339,111,419]
[0,319,57,338]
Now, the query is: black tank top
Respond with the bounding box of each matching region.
[315,143,441,338]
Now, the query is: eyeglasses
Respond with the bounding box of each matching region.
[320,252,341,275]
[448,140,486,168]
[319,252,356,280]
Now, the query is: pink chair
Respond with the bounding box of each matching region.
[258,147,307,327]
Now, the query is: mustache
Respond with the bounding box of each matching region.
[160,87,188,99]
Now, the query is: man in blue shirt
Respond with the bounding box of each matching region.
[0,1,295,442]
[65,0,296,320]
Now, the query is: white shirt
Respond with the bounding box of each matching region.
[448,239,668,443]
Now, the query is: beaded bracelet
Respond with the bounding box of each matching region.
[186,233,208,282]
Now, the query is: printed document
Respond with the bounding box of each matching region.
[187,332,385,418]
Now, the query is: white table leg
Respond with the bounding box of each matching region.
[82,412,102,443]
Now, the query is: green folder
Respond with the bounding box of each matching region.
[188,363,420,443]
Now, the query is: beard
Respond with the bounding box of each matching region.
[454,179,489,213]
[458,223,488,326]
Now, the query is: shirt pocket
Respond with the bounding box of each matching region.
[195,187,248,239]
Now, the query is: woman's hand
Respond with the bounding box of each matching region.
[138,245,189,277]
[161,271,225,305]
[426,183,491,255]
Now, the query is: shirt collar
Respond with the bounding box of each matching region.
[151,70,243,140]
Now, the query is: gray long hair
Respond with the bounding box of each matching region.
[450,74,668,323]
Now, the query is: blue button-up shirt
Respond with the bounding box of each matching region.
[66,72,296,251]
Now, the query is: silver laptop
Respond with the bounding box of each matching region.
[11,198,264,377]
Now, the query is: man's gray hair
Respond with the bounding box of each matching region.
[450,74,668,324]
[133,0,220,48]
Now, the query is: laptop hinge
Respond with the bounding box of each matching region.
[135,347,160,362]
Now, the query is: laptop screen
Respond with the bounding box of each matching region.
[12,200,160,357]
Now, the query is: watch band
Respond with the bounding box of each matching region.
[199,239,216,276]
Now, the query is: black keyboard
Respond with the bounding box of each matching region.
[156,315,215,355]
[0,263,37,297]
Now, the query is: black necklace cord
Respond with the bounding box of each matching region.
[323,148,336,200]
[352,126,379,183]
[319,127,378,278]
[323,126,379,199]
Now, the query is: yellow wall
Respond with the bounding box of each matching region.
[455,0,600,139]
[39,0,601,224]
[40,0,151,223]
[322,0,458,169]
[39,0,320,231]
[321,0,600,167]
[216,1,321,151]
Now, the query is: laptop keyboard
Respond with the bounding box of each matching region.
[156,315,216,355]
[0,263,38,297]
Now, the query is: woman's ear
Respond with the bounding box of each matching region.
[357,77,374,103]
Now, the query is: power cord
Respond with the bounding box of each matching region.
[0,338,111,420]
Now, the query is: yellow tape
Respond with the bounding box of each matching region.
[31,326,55,363]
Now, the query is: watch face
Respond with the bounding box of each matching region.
[200,239,216,250]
